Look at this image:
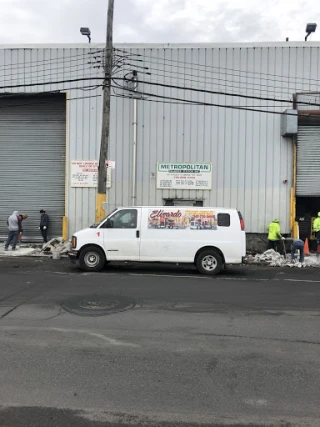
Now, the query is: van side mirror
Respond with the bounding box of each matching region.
[105,219,113,228]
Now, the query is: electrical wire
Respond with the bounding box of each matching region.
[0,72,316,109]
[115,49,320,87]
[0,67,103,87]
[116,55,319,102]
[0,93,102,111]
[0,49,105,72]
[116,58,315,100]
[115,62,299,101]
[0,76,105,90]
[110,91,290,108]
[110,84,320,119]
[112,77,320,108]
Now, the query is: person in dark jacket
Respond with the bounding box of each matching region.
[39,210,49,243]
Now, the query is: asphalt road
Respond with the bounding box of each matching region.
[0,257,320,427]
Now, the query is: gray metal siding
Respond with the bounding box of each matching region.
[0,95,66,241]
[297,126,320,196]
[109,45,298,233]
[2,43,320,235]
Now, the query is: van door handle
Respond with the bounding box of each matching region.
[136,230,140,238]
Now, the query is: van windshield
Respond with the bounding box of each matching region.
[90,209,118,228]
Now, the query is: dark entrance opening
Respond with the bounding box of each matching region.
[296,196,320,250]
[164,199,203,207]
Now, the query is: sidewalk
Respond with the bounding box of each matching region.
[0,237,71,258]
[0,247,37,257]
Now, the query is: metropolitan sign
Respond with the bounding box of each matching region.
[157,162,212,190]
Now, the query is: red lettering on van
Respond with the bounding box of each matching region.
[150,210,182,219]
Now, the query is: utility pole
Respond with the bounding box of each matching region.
[96,0,114,222]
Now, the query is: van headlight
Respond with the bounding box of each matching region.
[72,236,77,249]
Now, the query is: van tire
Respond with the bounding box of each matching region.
[196,250,222,275]
[79,246,105,272]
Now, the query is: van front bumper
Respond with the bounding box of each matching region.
[69,250,79,264]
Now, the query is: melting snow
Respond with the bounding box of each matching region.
[253,249,320,268]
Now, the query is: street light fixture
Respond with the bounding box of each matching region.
[305,23,317,41]
[80,27,91,43]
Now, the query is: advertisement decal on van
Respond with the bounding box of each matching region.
[148,209,217,230]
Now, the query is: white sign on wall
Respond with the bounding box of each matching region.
[157,162,212,190]
[71,160,111,188]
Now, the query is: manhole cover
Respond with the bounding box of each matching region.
[61,295,136,317]
[79,300,118,309]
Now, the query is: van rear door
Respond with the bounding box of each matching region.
[237,210,246,257]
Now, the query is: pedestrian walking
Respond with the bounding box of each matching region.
[17,214,28,247]
[285,238,305,263]
[4,211,22,251]
[266,218,285,255]
[39,210,49,243]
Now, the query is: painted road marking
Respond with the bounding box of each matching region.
[284,278,320,283]
[1,326,140,348]
[129,273,210,279]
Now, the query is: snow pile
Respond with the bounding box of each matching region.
[254,249,286,266]
[304,255,320,268]
[253,249,320,268]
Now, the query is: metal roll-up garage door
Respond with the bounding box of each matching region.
[297,126,320,196]
[0,94,66,241]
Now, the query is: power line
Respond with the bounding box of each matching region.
[111,84,320,119]
[0,53,122,85]
[110,92,290,108]
[0,76,105,90]
[0,66,102,86]
[0,49,105,72]
[116,53,320,103]
[0,74,316,108]
[115,49,320,87]
[118,57,314,99]
[116,62,299,101]
[0,93,102,110]
[0,55,104,82]
[112,77,320,108]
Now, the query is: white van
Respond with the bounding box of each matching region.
[69,206,246,275]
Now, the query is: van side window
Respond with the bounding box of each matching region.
[102,209,137,229]
[217,213,230,227]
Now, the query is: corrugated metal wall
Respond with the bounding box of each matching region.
[0,95,66,240]
[297,126,320,196]
[0,46,104,238]
[1,43,320,235]
[109,44,320,234]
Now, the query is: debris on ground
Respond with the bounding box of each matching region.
[253,249,320,268]
[40,238,72,257]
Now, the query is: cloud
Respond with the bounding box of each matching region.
[0,0,318,44]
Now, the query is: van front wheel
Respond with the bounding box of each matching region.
[79,246,105,272]
[196,250,222,275]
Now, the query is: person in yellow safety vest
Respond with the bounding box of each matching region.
[313,212,320,245]
[266,218,285,255]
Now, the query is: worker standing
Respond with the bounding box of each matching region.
[39,209,49,243]
[313,212,320,252]
[266,218,285,255]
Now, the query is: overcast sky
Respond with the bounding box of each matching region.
[1,0,319,44]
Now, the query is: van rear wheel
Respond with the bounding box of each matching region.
[196,250,222,275]
[79,246,105,272]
